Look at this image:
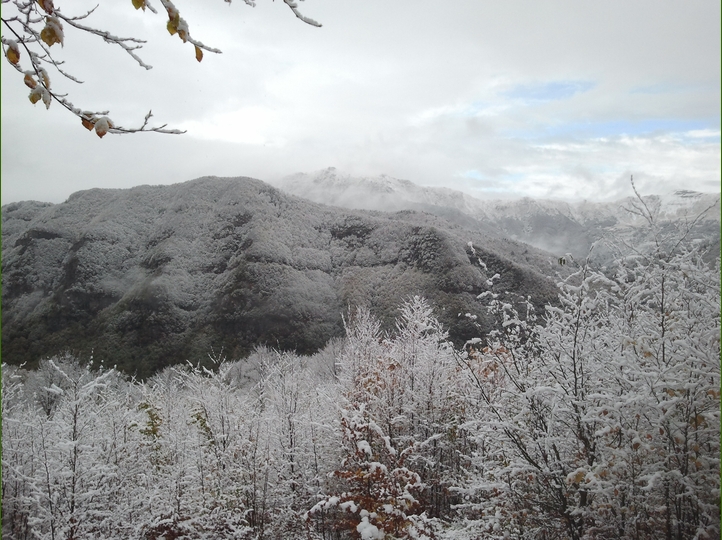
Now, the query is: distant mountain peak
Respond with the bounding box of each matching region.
[273,169,720,261]
[674,189,697,196]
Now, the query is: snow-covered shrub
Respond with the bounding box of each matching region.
[457,241,720,539]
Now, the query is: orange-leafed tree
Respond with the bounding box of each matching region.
[306,298,473,539]
[306,403,433,539]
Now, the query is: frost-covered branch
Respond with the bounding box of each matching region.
[282,0,322,27]
[1,0,321,137]
[56,11,153,70]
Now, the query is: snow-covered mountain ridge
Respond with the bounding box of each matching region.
[2,176,562,376]
[276,167,719,222]
[274,168,720,259]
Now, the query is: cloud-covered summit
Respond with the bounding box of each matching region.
[274,168,721,260]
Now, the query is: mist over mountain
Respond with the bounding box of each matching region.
[274,168,721,262]
[1,176,562,377]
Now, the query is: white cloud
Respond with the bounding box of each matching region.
[685,129,722,139]
[182,106,286,146]
[1,0,719,204]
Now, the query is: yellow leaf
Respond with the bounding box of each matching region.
[37,0,54,14]
[195,45,203,62]
[6,46,20,65]
[167,19,178,36]
[24,73,37,89]
[40,18,64,47]
[28,88,42,104]
[94,117,111,138]
[132,0,146,10]
[567,470,585,484]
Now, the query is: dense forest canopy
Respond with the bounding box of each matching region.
[3,209,719,539]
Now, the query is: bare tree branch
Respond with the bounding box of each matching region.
[1,0,321,137]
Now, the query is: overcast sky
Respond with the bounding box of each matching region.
[1,0,720,205]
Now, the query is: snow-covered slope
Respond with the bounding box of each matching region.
[2,176,562,376]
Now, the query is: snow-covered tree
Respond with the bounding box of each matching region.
[2,358,136,539]
[594,243,721,539]
[248,350,338,538]
[456,218,720,539]
[2,364,37,539]
[3,212,717,539]
[307,401,433,539]
[307,298,475,538]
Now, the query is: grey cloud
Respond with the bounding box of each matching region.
[1,0,719,204]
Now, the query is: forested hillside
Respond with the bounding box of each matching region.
[1,176,561,377]
[3,224,719,539]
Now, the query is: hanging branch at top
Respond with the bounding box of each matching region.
[1,0,320,138]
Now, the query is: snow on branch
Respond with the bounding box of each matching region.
[282,0,322,27]
[1,0,321,136]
